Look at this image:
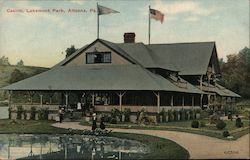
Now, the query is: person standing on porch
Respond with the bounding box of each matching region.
[92,113,97,131]
[59,108,63,123]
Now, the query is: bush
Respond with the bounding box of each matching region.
[168,110,174,122]
[110,117,117,124]
[38,108,49,120]
[235,117,243,128]
[173,110,179,121]
[200,121,206,127]
[156,113,161,123]
[123,108,131,122]
[101,114,111,123]
[191,120,199,128]
[189,110,194,120]
[216,120,226,130]
[223,131,230,137]
[111,108,122,122]
[180,109,185,121]
[30,107,36,120]
[17,106,23,120]
[160,109,167,122]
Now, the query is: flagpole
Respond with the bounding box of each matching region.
[148,5,151,44]
[97,2,99,39]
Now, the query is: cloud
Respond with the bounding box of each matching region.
[184,16,199,22]
[152,0,216,16]
[70,0,86,5]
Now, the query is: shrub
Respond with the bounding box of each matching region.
[173,110,179,121]
[223,131,230,137]
[180,109,185,121]
[189,110,194,120]
[160,109,167,122]
[17,106,23,120]
[191,120,199,128]
[111,108,122,122]
[110,118,117,124]
[38,108,49,120]
[200,121,206,127]
[156,113,161,123]
[184,109,189,120]
[30,107,36,120]
[101,114,111,123]
[216,120,226,130]
[235,117,243,128]
[123,108,131,122]
[168,110,174,122]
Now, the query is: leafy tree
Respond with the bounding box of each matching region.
[65,45,77,58]
[219,47,250,99]
[16,60,24,66]
[0,56,10,65]
[8,69,28,84]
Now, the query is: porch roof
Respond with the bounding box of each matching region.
[2,65,203,94]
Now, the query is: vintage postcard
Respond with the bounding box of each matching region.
[0,0,249,159]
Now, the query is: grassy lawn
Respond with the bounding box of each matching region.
[80,119,250,140]
[110,132,189,159]
[0,119,68,134]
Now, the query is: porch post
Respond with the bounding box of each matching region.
[91,92,95,107]
[171,95,173,107]
[39,94,43,107]
[192,95,194,108]
[116,92,126,111]
[182,95,184,107]
[200,94,203,108]
[65,93,68,108]
[153,91,160,113]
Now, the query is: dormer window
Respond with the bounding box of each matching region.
[86,52,111,64]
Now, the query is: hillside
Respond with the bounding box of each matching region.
[0,65,49,101]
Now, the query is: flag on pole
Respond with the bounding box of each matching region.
[97,4,119,15]
[150,8,164,23]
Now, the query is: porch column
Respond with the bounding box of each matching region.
[199,75,203,90]
[65,93,68,108]
[200,94,203,108]
[39,94,43,107]
[192,95,194,108]
[171,95,173,107]
[91,92,95,107]
[116,92,126,111]
[182,95,185,107]
[153,91,160,113]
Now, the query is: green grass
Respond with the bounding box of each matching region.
[109,132,190,159]
[0,119,68,134]
[80,119,250,140]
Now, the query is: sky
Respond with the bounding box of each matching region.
[0,0,249,67]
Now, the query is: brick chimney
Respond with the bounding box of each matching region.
[123,32,135,43]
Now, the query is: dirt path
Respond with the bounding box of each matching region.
[52,122,250,159]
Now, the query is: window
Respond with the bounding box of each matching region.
[86,52,111,64]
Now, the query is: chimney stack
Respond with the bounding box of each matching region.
[123,32,135,43]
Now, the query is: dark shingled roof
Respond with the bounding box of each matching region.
[2,65,202,94]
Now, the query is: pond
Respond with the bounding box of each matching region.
[0,106,8,119]
[0,134,149,160]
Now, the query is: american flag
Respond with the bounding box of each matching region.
[150,8,164,23]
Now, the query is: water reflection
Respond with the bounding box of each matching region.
[0,134,149,159]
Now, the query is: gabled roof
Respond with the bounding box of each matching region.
[147,42,216,75]
[2,65,203,94]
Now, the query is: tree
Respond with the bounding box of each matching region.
[65,45,77,58]
[0,56,10,65]
[16,60,24,66]
[8,69,28,84]
[219,47,250,99]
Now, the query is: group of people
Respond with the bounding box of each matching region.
[91,113,105,131]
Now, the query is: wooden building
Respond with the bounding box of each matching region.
[2,33,240,120]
